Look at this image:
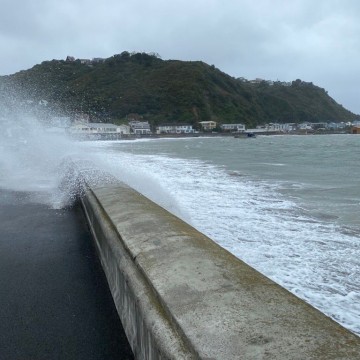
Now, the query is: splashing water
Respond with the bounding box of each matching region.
[0,109,185,215]
[1,97,359,337]
[77,138,360,337]
[0,113,80,207]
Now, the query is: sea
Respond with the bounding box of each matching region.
[1,119,359,336]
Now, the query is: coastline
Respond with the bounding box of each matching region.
[131,130,351,140]
[69,129,354,142]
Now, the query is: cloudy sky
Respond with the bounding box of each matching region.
[1,0,359,114]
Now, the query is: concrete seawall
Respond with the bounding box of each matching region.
[79,176,360,359]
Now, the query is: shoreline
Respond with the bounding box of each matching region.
[110,130,353,141]
[69,130,354,142]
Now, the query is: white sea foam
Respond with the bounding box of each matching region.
[88,141,360,336]
[1,121,359,337]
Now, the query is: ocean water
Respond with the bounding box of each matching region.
[1,117,359,336]
[84,135,360,336]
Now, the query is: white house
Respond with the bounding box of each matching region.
[156,124,194,134]
[67,122,130,139]
[298,122,313,130]
[250,78,264,84]
[267,123,281,131]
[246,123,283,133]
[129,121,152,135]
[279,123,297,132]
[117,124,131,134]
[220,124,246,132]
[199,121,217,131]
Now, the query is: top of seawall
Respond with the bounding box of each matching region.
[77,160,360,359]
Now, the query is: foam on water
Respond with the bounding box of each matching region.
[88,141,360,336]
[1,114,359,338]
[0,113,97,208]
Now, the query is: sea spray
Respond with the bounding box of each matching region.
[78,140,193,224]
[0,114,120,208]
[0,103,189,219]
[1,114,76,203]
[2,94,359,337]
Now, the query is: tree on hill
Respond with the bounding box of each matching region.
[0,52,357,126]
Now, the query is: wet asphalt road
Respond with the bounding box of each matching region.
[0,190,134,360]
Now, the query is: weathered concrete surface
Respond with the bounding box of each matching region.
[0,190,133,360]
[81,182,360,359]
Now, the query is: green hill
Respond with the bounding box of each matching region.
[1,51,358,127]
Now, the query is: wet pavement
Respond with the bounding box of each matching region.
[0,190,134,360]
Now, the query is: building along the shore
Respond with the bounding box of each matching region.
[199,121,217,131]
[220,124,246,132]
[67,123,130,139]
[129,120,152,135]
[156,124,194,134]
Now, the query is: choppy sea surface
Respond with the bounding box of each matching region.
[1,122,359,336]
[85,135,360,336]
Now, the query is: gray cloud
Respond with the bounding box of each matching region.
[1,0,359,114]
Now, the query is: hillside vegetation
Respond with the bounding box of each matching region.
[1,52,357,127]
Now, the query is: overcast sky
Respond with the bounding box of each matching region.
[1,0,359,114]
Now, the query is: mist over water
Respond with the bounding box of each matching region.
[1,112,79,207]
[0,103,186,216]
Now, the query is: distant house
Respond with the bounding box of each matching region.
[129,120,152,135]
[67,122,130,139]
[279,123,297,132]
[352,126,360,134]
[220,124,246,132]
[299,122,313,131]
[92,58,105,63]
[267,123,281,131]
[325,122,346,130]
[156,124,194,134]
[311,122,329,130]
[79,59,91,65]
[117,125,131,135]
[249,78,264,84]
[65,56,105,64]
[246,123,284,134]
[199,121,217,131]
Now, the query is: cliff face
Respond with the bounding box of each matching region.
[1,52,357,126]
